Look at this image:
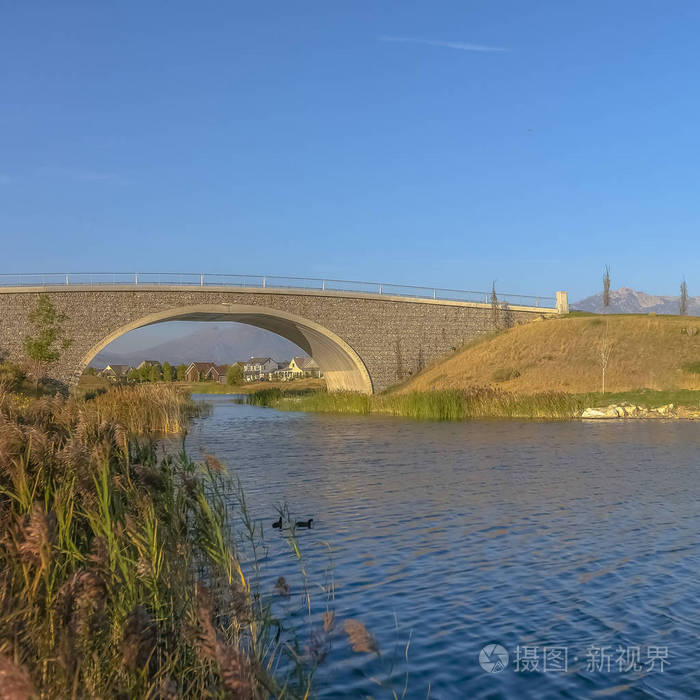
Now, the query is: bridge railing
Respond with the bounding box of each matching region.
[0,272,557,308]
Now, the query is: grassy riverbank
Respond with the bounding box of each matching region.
[77,375,326,396]
[181,377,326,395]
[249,387,585,419]
[0,383,332,697]
[249,386,700,421]
[237,312,700,421]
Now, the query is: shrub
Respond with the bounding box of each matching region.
[0,361,25,392]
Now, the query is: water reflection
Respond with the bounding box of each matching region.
[183,395,700,699]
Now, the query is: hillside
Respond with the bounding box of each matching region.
[397,313,700,394]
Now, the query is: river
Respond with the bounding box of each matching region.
[183,395,700,699]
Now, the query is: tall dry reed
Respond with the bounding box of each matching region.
[0,387,307,698]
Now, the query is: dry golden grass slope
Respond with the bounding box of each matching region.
[397,314,700,394]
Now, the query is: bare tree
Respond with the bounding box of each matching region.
[599,321,614,393]
[602,265,611,308]
[680,278,688,316]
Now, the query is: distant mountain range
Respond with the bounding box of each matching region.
[572,287,700,315]
[92,324,303,368]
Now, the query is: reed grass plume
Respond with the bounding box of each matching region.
[0,385,315,698]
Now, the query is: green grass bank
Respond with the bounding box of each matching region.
[248,387,700,421]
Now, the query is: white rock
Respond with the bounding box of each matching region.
[581,407,619,419]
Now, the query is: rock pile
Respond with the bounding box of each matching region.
[581,402,700,419]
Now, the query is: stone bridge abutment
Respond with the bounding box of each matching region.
[0,285,565,393]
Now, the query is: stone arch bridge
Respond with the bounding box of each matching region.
[0,274,567,393]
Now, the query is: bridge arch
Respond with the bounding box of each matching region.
[74,303,373,393]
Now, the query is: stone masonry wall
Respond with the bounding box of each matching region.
[0,288,552,393]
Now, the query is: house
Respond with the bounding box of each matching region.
[277,357,321,380]
[100,364,132,382]
[243,357,278,382]
[185,362,216,382]
[273,361,290,380]
[205,364,229,384]
[289,356,321,379]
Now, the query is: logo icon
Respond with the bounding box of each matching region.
[479,643,509,673]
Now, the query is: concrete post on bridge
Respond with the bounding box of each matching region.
[556,291,569,314]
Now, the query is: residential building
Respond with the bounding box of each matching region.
[243,357,278,382]
[185,362,216,382]
[205,364,229,384]
[277,356,321,380]
[100,364,132,382]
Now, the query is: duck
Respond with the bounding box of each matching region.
[295,518,314,529]
[272,516,282,529]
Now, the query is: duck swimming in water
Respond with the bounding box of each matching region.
[295,518,313,529]
[272,517,282,529]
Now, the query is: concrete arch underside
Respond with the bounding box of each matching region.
[75,303,373,393]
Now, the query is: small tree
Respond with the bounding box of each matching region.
[23,294,71,391]
[680,279,688,316]
[176,364,187,381]
[227,363,243,385]
[162,361,172,382]
[490,281,499,329]
[148,364,162,382]
[599,321,614,393]
[602,265,611,308]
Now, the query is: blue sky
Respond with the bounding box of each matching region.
[2,1,700,304]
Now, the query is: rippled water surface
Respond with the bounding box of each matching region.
[184,396,700,699]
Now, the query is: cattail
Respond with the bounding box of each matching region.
[0,654,35,700]
[344,619,379,654]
